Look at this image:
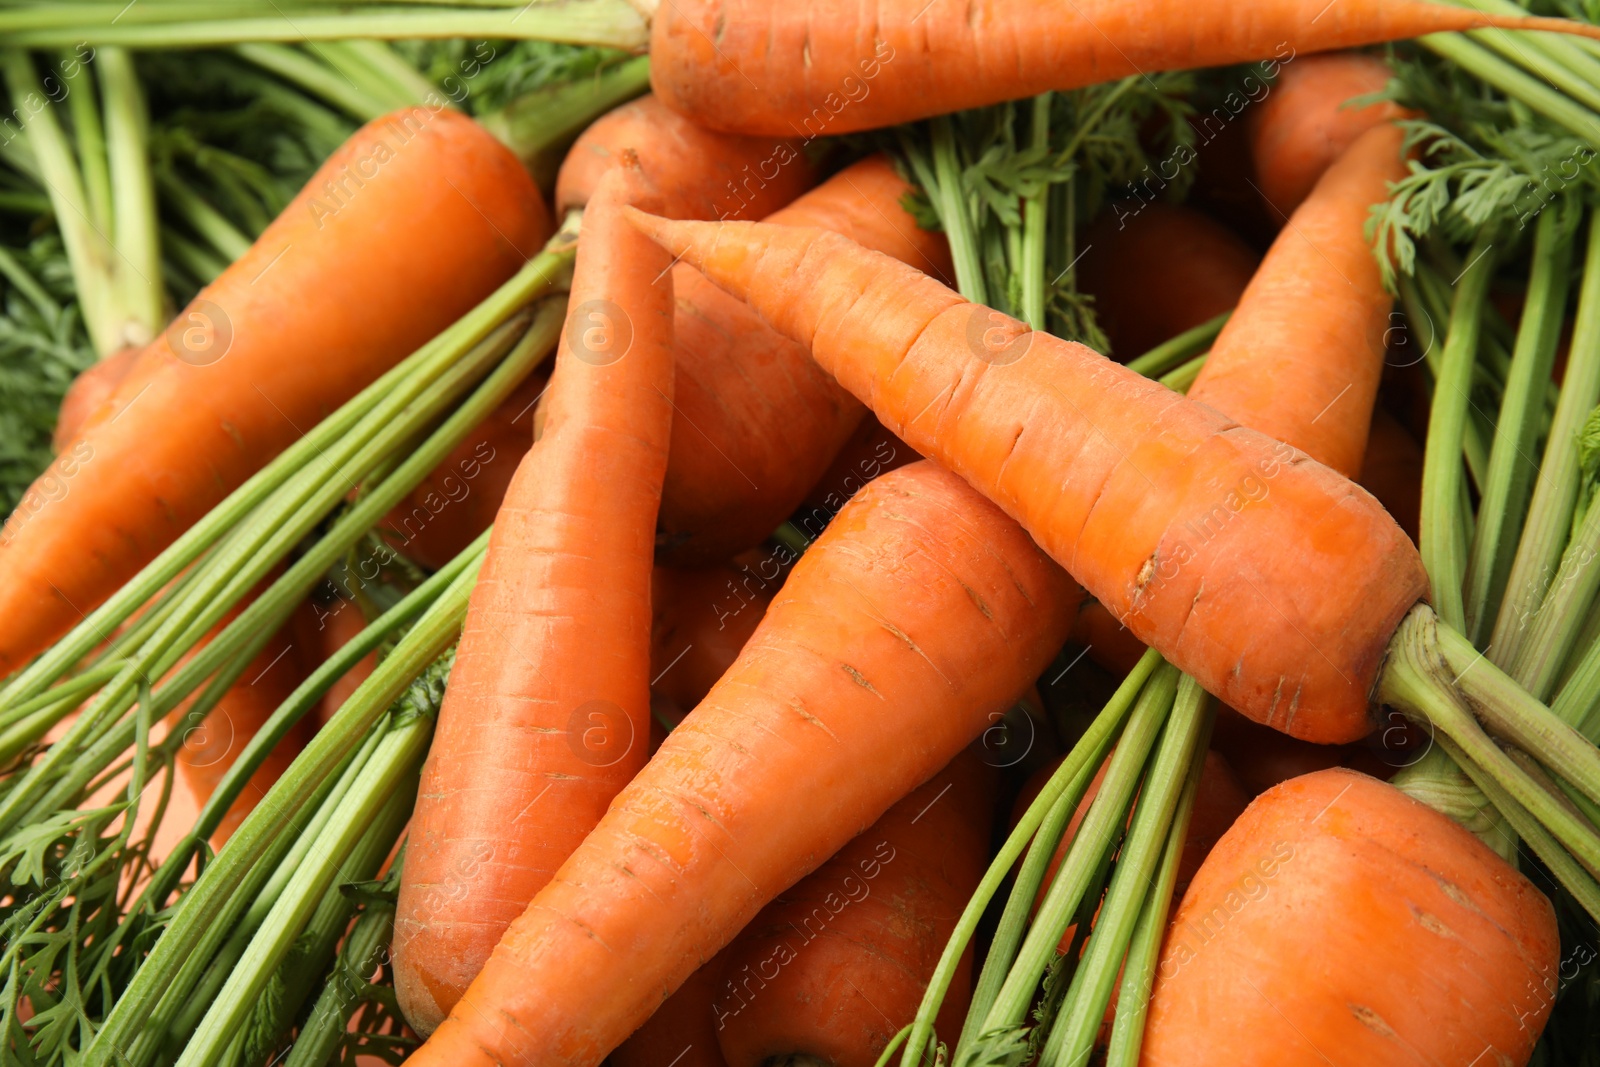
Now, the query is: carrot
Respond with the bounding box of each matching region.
[612,956,732,1067]
[555,93,818,222]
[1249,52,1404,217]
[650,550,783,722]
[52,342,145,449]
[393,158,674,1036]
[714,749,996,1067]
[1141,768,1558,1065]
[408,460,1080,1066]
[309,593,378,728]
[625,210,1426,743]
[657,154,952,563]
[1079,203,1259,360]
[1190,122,1408,479]
[0,106,550,675]
[648,0,1600,136]
[379,368,548,570]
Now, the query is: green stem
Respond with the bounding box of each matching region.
[1019,92,1052,331]
[1123,312,1229,380]
[929,115,987,307]
[477,54,650,190]
[233,41,392,121]
[335,39,441,108]
[61,47,111,236]
[1419,236,1496,633]
[1420,32,1600,146]
[1512,483,1600,701]
[99,46,165,348]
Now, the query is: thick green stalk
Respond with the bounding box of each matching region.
[1124,312,1229,380]
[98,46,164,348]
[335,39,441,108]
[1512,490,1600,700]
[1019,92,1052,331]
[1420,33,1600,146]
[1493,211,1600,668]
[1420,236,1496,632]
[1463,207,1574,643]
[306,41,423,113]
[929,115,987,306]
[60,47,111,235]
[233,42,392,121]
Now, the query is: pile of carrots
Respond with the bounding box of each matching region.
[11,2,1600,1065]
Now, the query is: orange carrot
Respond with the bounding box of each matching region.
[625,211,1426,743]
[393,158,674,1035]
[1080,203,1259,360]
[1142,768,1558,1065]
[714,750,996,1067]
[0,106,550,674]
[650,549,784,722]
[409,460,1080,1066]
[555,93,818,222]
[1249,52,1404,217]
[658,154,951,563]
[53,342,146,449]
[649,0,1599,136]
[1189,122,1408,479]
[612,956,732,1067]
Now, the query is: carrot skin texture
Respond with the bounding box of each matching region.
[555,94,817,222]
[393,162,674,1036]
[1249,52,1404,217]
[0,107,550,674]
[53,343,145,449]
[408,460,1081,1067]
[714,750,996,1067]
[1142,768,1558,1065]
[658,155,951,563]
[649,0,1597,136]
[626,212,1427,743]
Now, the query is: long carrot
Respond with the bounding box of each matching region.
[0,105,550,674]
[409,460,1080,1066]
[1079,203,1259,360]
[649,0,1600,136]
[1250,52,1404,217]
[625,210,1425,743]
[714,749,996,1067]
[392,158,674,1036]
[658,154,951,563]
[555,93,817,222]
[1141,768,1558,1065]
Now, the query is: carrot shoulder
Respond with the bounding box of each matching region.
[0,106,549,674]
[392,158,673,1035]
[626,210,1426,743]
[408,460,1080,1066]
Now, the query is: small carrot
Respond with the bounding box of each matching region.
[625,210,1425,743]
[1079,203,1259,360]
[612,956,732,1067]
[650,549,784,721]
[555,93,818,222]
[714,749,996,1067]
[1142,768,1558,1066]
[1249,52,1404,217]
[658,154,952,563]
[0,106,551,674]
[408,460,1081,1067]
[649,0,1600,136]
[393,158,674,1036]
[1190,121,1409,479]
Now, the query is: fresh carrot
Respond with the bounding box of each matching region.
[1079,203,1259,360]
[555,93,818,222]
[1249,52,1404,217]
[52,342,146,449]
[658,154,952,563]
[393,158,674,1036]
[714,749,996,1067]
[651,549,784,722]
[1142,768,1558,1065]
[379,368,548,571]
[0,106,551,674]
[649,0,1600,136]
[1190,122,1408,479]
[626,211,1425,743]
[408,460,1080,1066]
[612,955,733,1067]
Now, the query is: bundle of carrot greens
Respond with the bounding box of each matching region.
[8,2,1600,1066]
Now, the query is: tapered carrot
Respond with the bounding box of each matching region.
[1190,122,1408,479]
[714,749,996,1067]
[612,956,732,1067]
[53,342,145,449]
[409,460,1081,1067]
[625,211,1425,743]
[649,0,1600,136]
[1142,768,1558,1065]
[650,550,783,721]
[556,93,817,222]
[1250,52,1404,217]
[0,106,550,674]
[393,158,673,1036]
[1080,203,1259,360]
[658,154,951,562]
